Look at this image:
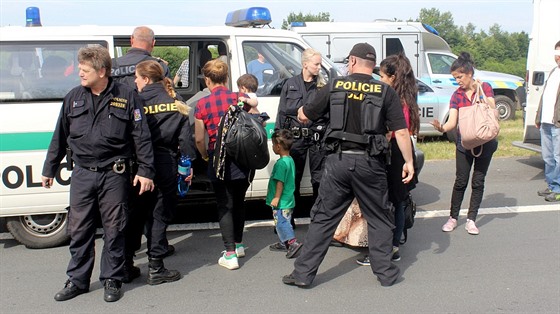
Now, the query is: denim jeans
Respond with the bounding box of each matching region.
[273,208,295,243]
[540,123,560,193]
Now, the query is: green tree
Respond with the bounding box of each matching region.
[281,12,331,30]
[418,8,460,47]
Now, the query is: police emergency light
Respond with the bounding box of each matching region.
[225,7,272,27]
[25,7,42,27]
[422,23,439,36]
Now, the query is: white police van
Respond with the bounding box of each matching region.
[0,7,343,248]
[513,0,560,153]
[290,21,526,129]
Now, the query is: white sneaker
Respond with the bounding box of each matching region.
[465,219,479,235]
[442,217,457,232]
[218,252,239,270]
[235,243,246,258]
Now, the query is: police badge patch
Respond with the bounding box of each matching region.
[134,109,142,121]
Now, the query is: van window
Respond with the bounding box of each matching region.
[0,41,107,102]
[385,38,405,56]
[427,53,456,75]
[242,41,305,97]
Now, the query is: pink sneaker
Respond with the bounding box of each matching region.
[442,217,457,232]
[465,219,479,235]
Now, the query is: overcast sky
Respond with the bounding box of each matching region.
[0,0,533,33]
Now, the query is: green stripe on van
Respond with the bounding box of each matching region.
[0,132,53,151]
[1,122,276,152]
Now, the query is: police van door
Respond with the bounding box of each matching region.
[234,35,334,199]
[382,34,419,75]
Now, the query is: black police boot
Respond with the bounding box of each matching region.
[147,257,181,285]
[122,257,140,283]
[103,279,122,302]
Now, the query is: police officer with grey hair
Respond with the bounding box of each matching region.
[41,46,155,302]
[282,43,415,287]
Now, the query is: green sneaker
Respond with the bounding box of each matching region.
[218,252,239,270]
[235,243,246,258]
[544,192,560,202]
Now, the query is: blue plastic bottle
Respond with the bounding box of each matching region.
[177,155,191,198]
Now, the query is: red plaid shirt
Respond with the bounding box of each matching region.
[450,82,494,110]
[194,86,247,151]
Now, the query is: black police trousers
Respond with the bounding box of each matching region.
[125,161,175,259]
[290,136,326,205]
[291,152,400,286]
[66,165,129,289]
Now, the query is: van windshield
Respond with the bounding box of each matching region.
[242,41,331,97]
[0,41,107,102]
[427,53,456,75]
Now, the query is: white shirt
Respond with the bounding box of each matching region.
[542,67,560,124]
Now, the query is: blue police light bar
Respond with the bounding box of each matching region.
[290,22,306,27]
[25,7,42,27]
[422,23,439,36]
[225,7,272,27]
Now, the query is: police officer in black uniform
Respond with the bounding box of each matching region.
[41,46,155,302]
[110,26,174,283]
[132,59,196,285]
[111,26,170,88]
[276,48,327,218]
[282,43,415,287]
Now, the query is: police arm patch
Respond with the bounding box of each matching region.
[134,109,142,121]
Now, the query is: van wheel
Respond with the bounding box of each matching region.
[494,95,515,120]
[6,213,70,249]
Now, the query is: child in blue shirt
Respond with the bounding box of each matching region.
[266,129,302,259]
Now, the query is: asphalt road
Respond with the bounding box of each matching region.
[1,156,559,313]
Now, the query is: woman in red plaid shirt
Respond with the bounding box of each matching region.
[194,59,250,270]
[430,52,498,235]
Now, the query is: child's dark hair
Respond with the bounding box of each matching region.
[272,129,294,151]
[450,52,475,75]
[237,73,258,93]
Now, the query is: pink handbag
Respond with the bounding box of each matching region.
[458,83,500,157]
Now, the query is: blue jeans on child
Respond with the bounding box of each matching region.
[273,208,295,243]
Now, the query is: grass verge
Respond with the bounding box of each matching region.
[417,111,540,161]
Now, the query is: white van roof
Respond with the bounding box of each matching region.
[0,24,302,39]
[290,21,451,52]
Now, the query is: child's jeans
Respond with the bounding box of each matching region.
[273,208,295,243]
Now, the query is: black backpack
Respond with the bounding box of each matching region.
[223,106,269,170]
[401,193,417,244]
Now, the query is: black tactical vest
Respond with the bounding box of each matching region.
[325,77,389,156]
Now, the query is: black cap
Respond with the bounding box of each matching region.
[348,43,376,62]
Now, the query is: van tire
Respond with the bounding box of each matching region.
[494,95,515,120]
[6,213,70,249]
